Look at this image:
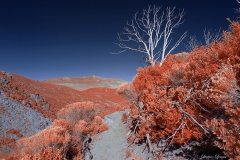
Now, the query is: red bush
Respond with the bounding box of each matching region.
[94,116,103,125]
[200,21,240,159]
[57,101,97,124]
[20,147,68,160]
[121,113,128,122]
[16,119,72,158]
[16,118,86,159]
[124,20,240,159]
[129,61,205,145]
[16,101,106,159]
[116,83,137,103]
[98,123,109,132]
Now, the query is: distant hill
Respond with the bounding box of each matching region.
[42,76,129,91]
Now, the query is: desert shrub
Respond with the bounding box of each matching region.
[57,101,97,124]
[205,107,240,160]
[57,101,106,139]
[203,34,240,159]
[128,135,135,143]
[73,120,92,141]
[116,83,137,103]
[16,118,85,160]
[52,101,109,158]
[17,119,71,158]
[98,123,109,132]
[21,147,67,160]
[201,21,240,159]
[121,113,128,122]
[124,20,240,159]
[93,116,103,125]
[125,149,132,158]
[51,101,109,158]
[129,61,206,145]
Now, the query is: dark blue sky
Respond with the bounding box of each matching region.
[0,0,239,82]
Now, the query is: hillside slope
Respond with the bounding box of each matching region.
[0,71,127,157]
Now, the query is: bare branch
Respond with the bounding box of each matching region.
[203,28,222,47]
[112,5,187,66]
[234,7,240,19]
[184,35,202,51]
[182,110,209,134]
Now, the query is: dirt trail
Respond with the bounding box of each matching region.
[85,109,188,160]
[86,109,148,160]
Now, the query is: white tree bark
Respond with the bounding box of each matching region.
[234,8,240,19]
[203,28,222,47]
[184,35,202,51]
[112,5,187,66]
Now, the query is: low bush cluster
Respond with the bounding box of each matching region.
[118,20,240,159]
[15,101,108,160]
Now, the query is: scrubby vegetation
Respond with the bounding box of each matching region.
[0,71,126,159]
[117,20,240,159]
[1,13,239,160]
[15,101,108,160]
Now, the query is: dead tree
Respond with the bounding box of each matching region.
[112,5,187,66]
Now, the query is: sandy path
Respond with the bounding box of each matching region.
[87,110,129,160]
[84,109,148,160]
[85,109,188,160]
